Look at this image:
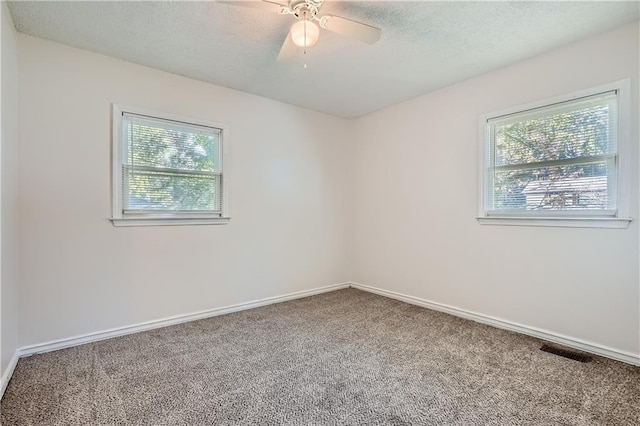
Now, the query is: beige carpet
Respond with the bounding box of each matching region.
[1,288,639,425]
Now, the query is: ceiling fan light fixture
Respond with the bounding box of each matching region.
[290,18,320,48]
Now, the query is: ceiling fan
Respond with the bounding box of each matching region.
[219,0,382,62]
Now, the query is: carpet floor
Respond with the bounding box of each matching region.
[1,288,639,425]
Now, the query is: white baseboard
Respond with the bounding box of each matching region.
[350,282,640,366]
[20,282,350,358]
[1,349,20,399]
[8,279,638,397]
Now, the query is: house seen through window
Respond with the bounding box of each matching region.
[479,81,630,228]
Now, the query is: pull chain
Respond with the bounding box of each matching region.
[303,11,308,69]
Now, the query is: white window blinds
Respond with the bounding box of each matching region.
[121,112,223,215]
[485,91,618,216]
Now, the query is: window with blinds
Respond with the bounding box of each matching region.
[479,81,631,228]
[112,106,229,226]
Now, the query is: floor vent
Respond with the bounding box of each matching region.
[540,344,592,363]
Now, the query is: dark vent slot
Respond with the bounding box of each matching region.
[540,344,592,363]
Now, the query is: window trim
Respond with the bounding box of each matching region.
[111,104,230,227]
[477,80,632,229]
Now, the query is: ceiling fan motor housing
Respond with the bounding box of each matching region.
[289,0,323,19]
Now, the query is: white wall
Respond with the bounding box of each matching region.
[1,1,20,379]
[352,22,640,357]
[17,35,353,347]
[10,19,640,363]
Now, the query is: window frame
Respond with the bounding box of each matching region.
[477,80,631,229]
[111,104,230,227]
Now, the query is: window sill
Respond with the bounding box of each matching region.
[111,217,231,227]
[476,216,631,229]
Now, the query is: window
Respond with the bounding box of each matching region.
[478,80,631,228]
[111,105,229,226]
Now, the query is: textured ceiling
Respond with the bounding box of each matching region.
[7,1,640,118]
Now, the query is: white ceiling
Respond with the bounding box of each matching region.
[7,1,640,118]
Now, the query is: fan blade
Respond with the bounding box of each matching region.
[217,0,288,14]
[277,30,298,61]
[321,15,381,44]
